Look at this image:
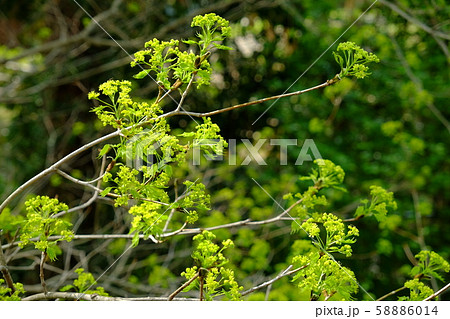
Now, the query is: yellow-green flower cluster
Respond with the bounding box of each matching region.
[355,185,397,222]
[191,13,231,39]
[399,279,435,301]
[292,252,358,300]
[181,230,242,300]
[333,41,380,79]
[301,213,359,257]
[19,196,73,260]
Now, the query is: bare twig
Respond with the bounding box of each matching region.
[39,251,48,296]
[423,282,450,301]
[163,179,179,232]
[175,75,196,112]
[241,264,308,296]
[0,129,120,215]
[23,291,198,301]
[161,81,332,119]
[411,190,426,249]
[0,236,15,293]
[168,272,200,301]
[199,273,204,301]
[376,286,407,301]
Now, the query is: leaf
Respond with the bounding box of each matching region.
[100,187,113,197]
[164,165,173,177]
[182,278,199,292]
[212,43,233,50]
[98,144,111,158]
[333,52,344,67]
[60,284,74,292]
[182,39,198,45]
[178,132,195,137]
[133,70,149,79]
[355,206,365,217]
[46,244,60,261]
[132,232,140,247]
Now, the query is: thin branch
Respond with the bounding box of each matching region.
[411,190,426,249]
[57,168,170,207]
[164,195,308,236]
[161,81,332,119]
[424,282,450,301]
[199,273,204,301]
[163,179,179,232]
[0,236,15,293]
[249,196,305,226]
[56,169,107,186]
[376,286,407,301]
[0,129,121,215]
[168,272,200,301]
[55,156,107,219]
[0,194,350,250]
[241,264,308,296]
[402,243,418,266]
[23,291,198,301]
[39,251,48,296]
[175,75,196,112]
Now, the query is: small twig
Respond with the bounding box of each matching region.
[424,282,450,301]
[0,129,121,215]
[402,243,418,266]
[199,272,204,301]
[1,233,163,250]
[376,286,407,301]
[342,215,365,223]
[161,81,332,119]
[164,195,309,237]
[0,236,15,293]
[163,179,179,232]
[175,75,196,112]
[168,272,200,301]
[56,169,103,188]
[324,291,336,301]
[39,251,48,296]
[23,291,199,301]
[249,196,306,226]
[241,264,308,296]
[54,156,108,219]
[265,266,293,300]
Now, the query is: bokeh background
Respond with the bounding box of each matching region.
[1,0,449,300]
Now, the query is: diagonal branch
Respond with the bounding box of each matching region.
[0,237,15,293]
[161,81,333,119]
[423,282,450,301]
[241,264,308,296]
[168,271,200,301]
[23,291,198,301]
